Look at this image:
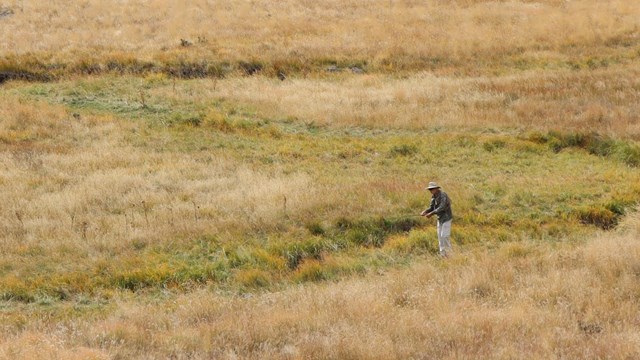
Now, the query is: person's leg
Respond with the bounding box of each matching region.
[442,220,453,256]
[440,220,452,256]
[437,220,447,257]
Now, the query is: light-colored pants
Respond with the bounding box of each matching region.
[437,220,452,256]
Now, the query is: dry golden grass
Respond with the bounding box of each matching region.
[2,214,640,359]
[0,96,326,244]
[2,1,640,358]
[159,63,640,136]
[2,69,640,304]
[1,0,639,74]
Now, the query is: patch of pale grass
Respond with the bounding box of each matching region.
[161,63,640,137]
[0,96,322,252]
[0,332,108,360]
[1,0,639,66]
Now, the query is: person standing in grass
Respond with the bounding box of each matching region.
[421,182,453,257]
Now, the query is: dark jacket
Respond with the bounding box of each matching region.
[426,190,453,223]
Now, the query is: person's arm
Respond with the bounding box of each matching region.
[420,198,435,216]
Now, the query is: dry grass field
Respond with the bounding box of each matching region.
[2,0,640,76]
[1,0,640,359]
[4,219,640,359]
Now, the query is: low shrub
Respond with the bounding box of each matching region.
[177,261,229,284]
[227,246,256,268]
[276,237,332,270]
[305,221,325,236]
[530,131,640,167]
[0,276,35,303]
[170,113,203,127]
[238,60,263,76]
[235,269,271,288]
[293,260,328,282]
[389,144,418,157]
[615,142,640,167]
[483,138,506,152]
[576,206,618,230]
[165,61,210,79]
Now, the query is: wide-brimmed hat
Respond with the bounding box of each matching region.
[426,182,440,190]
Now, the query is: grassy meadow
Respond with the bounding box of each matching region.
[1,0,640,358]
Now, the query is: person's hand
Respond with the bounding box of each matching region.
[425,212,433,218]
[420,210,427,216]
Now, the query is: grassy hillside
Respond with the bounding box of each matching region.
[2,75,639,301]
[1,0,640,359]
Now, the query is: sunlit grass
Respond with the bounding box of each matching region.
[3,219,640,358]
[1,80,639,302]
[1,1,640,358]
[1,0,640,78]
